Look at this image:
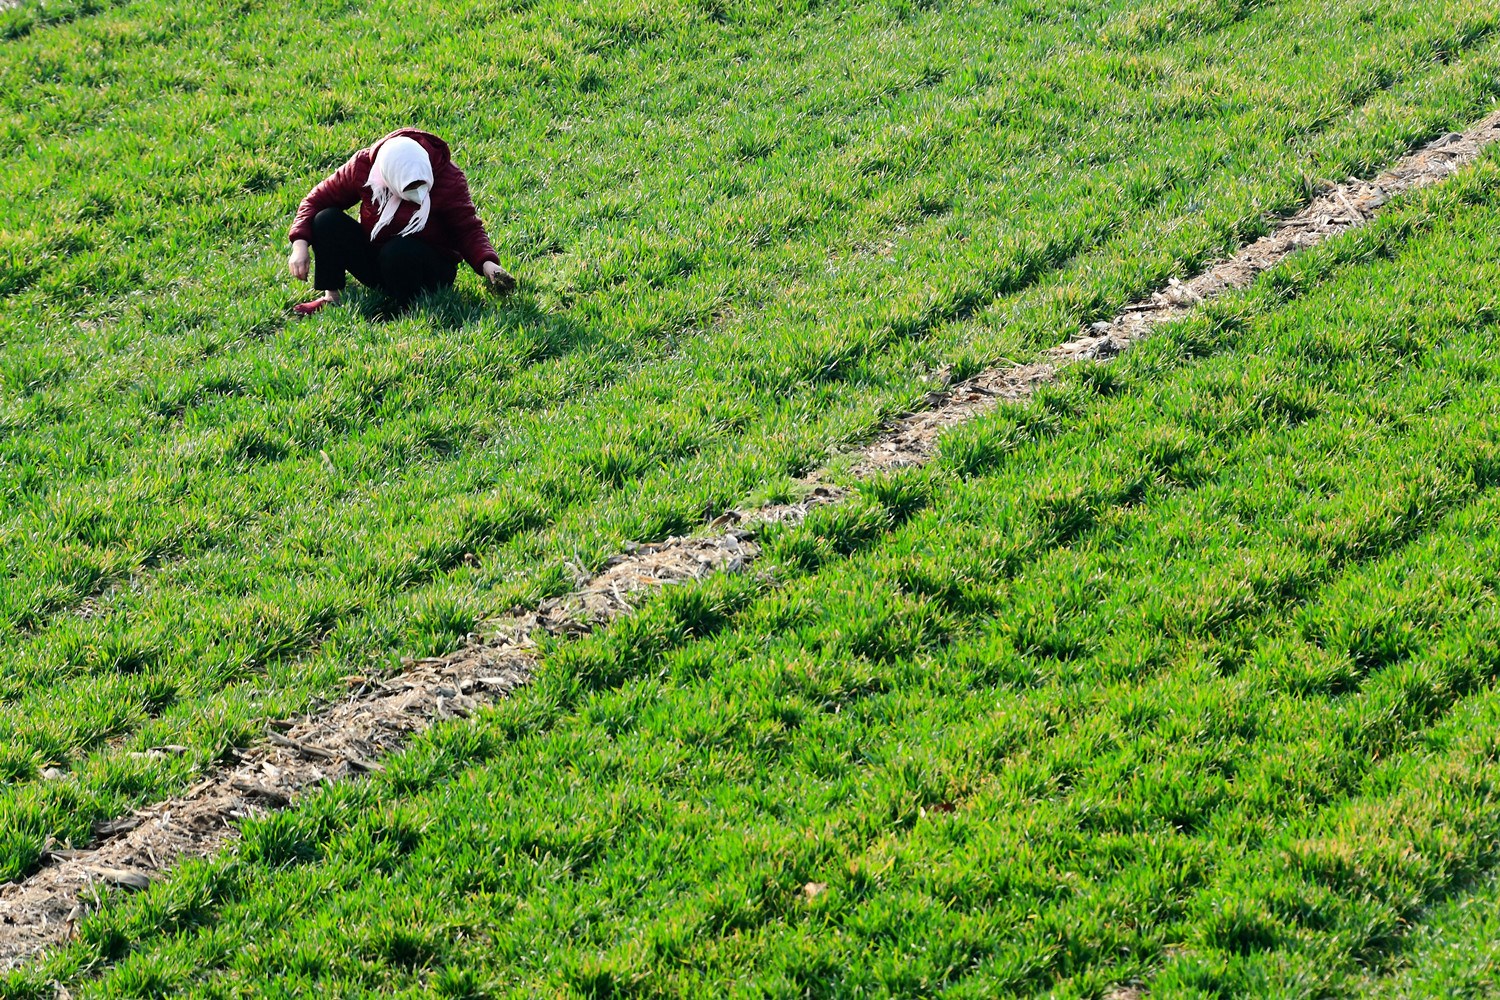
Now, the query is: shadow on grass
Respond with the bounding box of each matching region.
[347,282,616,366]
[348,283,495,327]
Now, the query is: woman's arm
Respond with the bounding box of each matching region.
[438,166,509,287]
[287,152,368,245]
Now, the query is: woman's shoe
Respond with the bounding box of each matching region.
[293,297,331,316]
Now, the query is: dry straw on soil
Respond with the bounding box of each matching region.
[3,110,1498,970]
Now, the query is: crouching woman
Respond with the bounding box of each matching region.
[287,128,515,314]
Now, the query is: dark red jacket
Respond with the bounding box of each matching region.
[288,128,500,274]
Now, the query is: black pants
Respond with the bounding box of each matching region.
[311,208,458,307]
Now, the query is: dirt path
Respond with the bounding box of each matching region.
[4,110,1498,972]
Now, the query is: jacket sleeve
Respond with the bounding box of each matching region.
[288,153,367,244]
[439,166,501,273]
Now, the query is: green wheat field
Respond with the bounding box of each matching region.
[5,0,1500,994]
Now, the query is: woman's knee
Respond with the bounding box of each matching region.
[312,208,348,238]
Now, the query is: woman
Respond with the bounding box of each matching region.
[287,128,515,314]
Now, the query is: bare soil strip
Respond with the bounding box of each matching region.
[1053,117,1500,365]
[4,111,1498,971]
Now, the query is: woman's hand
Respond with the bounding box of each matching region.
[288,240,311,281]
[483,260,516,294]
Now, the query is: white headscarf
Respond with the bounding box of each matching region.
[367,136,434,240]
